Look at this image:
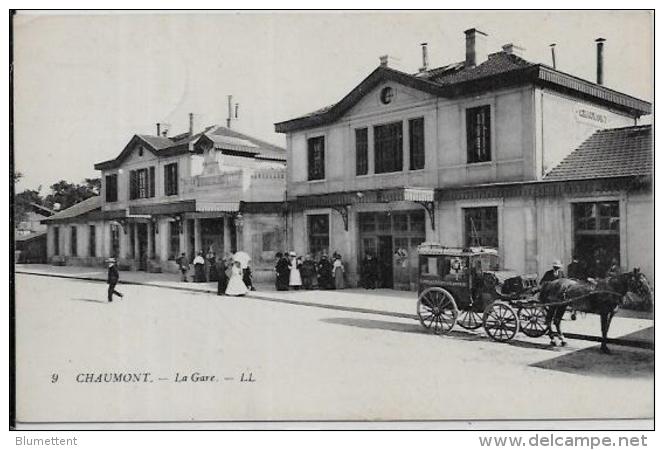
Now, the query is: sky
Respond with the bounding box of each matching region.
[12,10,653,191]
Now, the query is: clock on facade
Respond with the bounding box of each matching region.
[380,86,394,105]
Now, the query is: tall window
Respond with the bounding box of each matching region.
[466,105,491,163]
[53,226,60,256]
[573,201,620,277]
[307,136,325,181]
[355,128,368,176]
[308,214,329,257]
[129,168,153,199]
[168,221,179,260]
[70,226,78,256]
[105,174,118,202]
[88,225,96,257]
[464,207,498,248]
[110,224,120,258]
[164,163,178,196]
[374,121,403,173]
[409,117,425,170]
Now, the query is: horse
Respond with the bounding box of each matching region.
[538,269,652,354]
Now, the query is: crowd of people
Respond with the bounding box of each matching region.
[175,249,254,297]
[274,251,346,291]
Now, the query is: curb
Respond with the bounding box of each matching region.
[16,270,653,350]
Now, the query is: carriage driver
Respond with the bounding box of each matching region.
[540,260,565,285]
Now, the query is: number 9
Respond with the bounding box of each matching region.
[51,373,59,383]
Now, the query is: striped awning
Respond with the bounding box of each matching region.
[195,201,240,213]
[403,187,435,202]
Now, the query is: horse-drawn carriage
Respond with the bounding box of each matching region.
[416,242,548,342]
[415,242,652,350]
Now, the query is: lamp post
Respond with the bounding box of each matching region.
[234,213,244,253]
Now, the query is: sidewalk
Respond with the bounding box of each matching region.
[15,264,653,348]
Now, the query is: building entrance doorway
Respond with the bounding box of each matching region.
[201,218,225,257]
[137,222,148,271]
[359,210,426,290]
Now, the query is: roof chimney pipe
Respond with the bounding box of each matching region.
[156,123,161,136]
[379,55,389,67]
[226,95,233,128]
[189,113,194,136]
[465,28,488,68]
[595,38,606,85]
[549,43,557,69]
[419,43,429,72]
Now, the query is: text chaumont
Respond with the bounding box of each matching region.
[75,372,152,383]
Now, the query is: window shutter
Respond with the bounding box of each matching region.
[129,170,136,200]
[484,106,491,161]
[149,166,155,197]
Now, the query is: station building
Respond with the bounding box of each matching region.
[43,123,287,280]
[274,29,652,289]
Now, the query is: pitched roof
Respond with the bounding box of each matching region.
[544,125,652,181]
[42,196,101,222]
[95,125,285,170]
[275,51,651,133]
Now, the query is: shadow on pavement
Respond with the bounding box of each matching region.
[71,297,107,304]
[530,345,654,378]
[321,317,555,351]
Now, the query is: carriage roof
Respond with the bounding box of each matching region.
[416,242,499,257]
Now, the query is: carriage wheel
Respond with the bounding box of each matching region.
[518,305,549,338]
[483,301,519,342]
[417,287,459,335]
[457,309,484,330]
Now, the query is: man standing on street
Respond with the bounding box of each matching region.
[107,258,123,302]
[177,252,190,282]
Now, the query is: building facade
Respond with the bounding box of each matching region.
[275,29,652,289]
[44,124,287,280]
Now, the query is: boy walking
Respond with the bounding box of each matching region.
[107,258,123,302]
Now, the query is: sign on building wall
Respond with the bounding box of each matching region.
[574,106,609,127]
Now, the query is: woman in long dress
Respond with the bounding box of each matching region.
[193,252,206,282]
[333,255,345,289]
[275,252,290,291]
[225,261,249,296]
[288,252,303,290]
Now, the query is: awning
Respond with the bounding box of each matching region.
[195,201,240,213]
[403,187,435,202]
[128,200,196,216]
[295,186,435,208]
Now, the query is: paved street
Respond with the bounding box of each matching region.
[15,273,653,423]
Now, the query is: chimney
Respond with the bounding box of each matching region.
[226,95,233,128]
[156,123,161,136]
[189,113,194,135]
[419,43,429,72]
[464,28,488,67]
[595,37,606,85]
[549,43,557,69]
[379,55,389,67]
[501,43,525,58]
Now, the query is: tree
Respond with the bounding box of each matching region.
[14,188,44,225]
[43,178,99,211]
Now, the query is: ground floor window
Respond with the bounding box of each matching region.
[308,214,329,257]
[573,201,620,278]
[110,224,120,258]
[88,225,96,257]
[169,221,180,260]
[70,226,78,256]
[464,207,498,248]
[53,226,60,256]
